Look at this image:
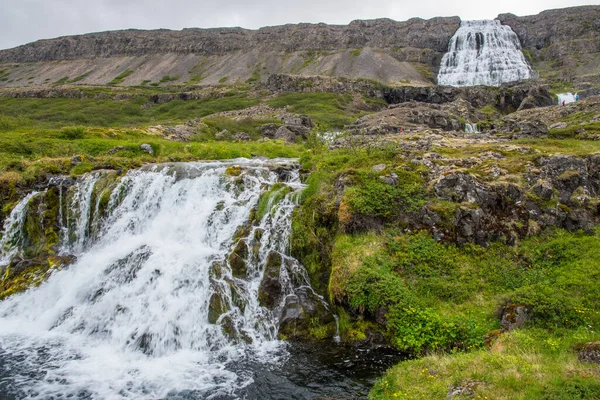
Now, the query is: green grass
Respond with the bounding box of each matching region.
[0,90,295,200]
[159,75,179,84]
[54,76,69,84]
[107,69,134,85]
[372,327,600,399]
[291,140,600,397]
[410,62,434,82]
[338,226,600,398]
[0,126,301,194]
[69,71,92,83]
[0,94,260,129]
[193,116,281,141]
[245,69,261,84]
[267,92,373,130]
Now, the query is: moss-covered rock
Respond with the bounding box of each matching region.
[228,240,248,278]
[208,288,230,324]
[258,251,283,309]
[278,287,335,340]
[225,166,242,176]
[0,254,74,300]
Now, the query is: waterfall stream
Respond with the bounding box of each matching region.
[437,20,533,87]
[0,159,320,399]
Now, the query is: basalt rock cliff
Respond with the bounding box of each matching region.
[0,6,598,88]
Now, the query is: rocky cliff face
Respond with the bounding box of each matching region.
[0,17,459,62]
[0,17,459,87]
[498,6,600,86]
[0,6,598,88]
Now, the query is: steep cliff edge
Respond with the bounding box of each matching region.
[498,6,600,87]
[0,17,459,87]
[0,6,598,89]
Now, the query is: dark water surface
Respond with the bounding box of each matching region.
[0,342,403,400]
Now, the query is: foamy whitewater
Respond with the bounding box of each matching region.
[438,20,533,87]
[0,159,310,399]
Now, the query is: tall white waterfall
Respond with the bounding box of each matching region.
[0,159,311,399]
[437,20,533,87]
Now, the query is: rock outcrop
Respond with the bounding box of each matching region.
[498,6,600,85]
[0,17,460,87]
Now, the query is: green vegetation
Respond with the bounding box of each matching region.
[54,76,70,84]
[107,69,134,85]
[0,93,260,129]
[193,116,281,141]
[267,92,381,129]
[372,327,600,399]
[288,135,600,398]
[410,62,434,82]
[245,69,261,84]
[1,79,600,399]
[159,74,179,84]
[69,71,92,83]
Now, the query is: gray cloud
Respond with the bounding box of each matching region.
[0,0,596,50]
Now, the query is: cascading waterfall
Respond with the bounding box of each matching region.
[464,123,479,133]
[0,159,317,399]
[438,20,534,87]
[0,191,41,264]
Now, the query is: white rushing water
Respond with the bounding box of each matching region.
[438,20,533,87]
[464,123,479,133]
[557,92,577,105]
[0,159,308,399]
[0,192,40,265]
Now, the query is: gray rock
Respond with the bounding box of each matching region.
[140,143,154,155]
[549,122,568,130]
[281,115,314,128]
[372,164,387,173]
[447,381,485,399]
[284,124,310,139]
[259,124,279,138]
[278,287,334,338]
[532,180,554,201]
[274,126,297,143]
[258,251,283,309]
[500,304,530,331]
[106,146,126,155]
[232,132,251,141]
[70,155,82,166]
[579,342,600,363]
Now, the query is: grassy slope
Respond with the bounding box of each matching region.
[291,138,600,399]
[0,90,380,191]
[2,87,600,398]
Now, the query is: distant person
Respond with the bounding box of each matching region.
[562,100,566,106]
[575,93,580,101]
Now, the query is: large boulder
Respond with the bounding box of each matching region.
[500,304,530,331]
[517,86,554,111]
[278,287,334,339]
[259,124,279,139]
[258,251,283,309]
[274,126,297,142]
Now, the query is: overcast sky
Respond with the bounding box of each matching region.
[0,0,598,50]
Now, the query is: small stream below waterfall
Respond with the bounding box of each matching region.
[0,342,404,399]
[0,159,403,399]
